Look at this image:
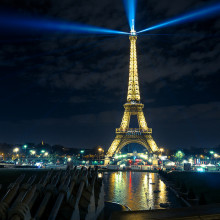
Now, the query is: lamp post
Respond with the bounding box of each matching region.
[30,150,36,165]
[41,150,45,159]
[13,147,19,164]
[80,150,85,164]
[13,147,19,158]
[98,147,103,164]
[214,154,219,165]
[23,145,27,158]
[22,145,28,163]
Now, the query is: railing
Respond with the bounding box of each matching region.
[116,128,152,133]
[0,166,104,220]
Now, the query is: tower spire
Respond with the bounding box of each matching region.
[127,27,140,102]
[131,19,135,33]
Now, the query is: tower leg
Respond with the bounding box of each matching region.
[106,135,122,158]
[145,135,158,152]
[152,154,158,166]
[104,157,110,166]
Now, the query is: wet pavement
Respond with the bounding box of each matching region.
[102,171,183,210]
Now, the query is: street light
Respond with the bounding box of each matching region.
[80,150,85,162]
[159,148,164,156]
[30,150,36,155]
[13,147,20,162]
[41,150,45,157]
[98,147,103,164]
[23,145,27,149]
[13,148,19,153]
[44,152,49,157]
[23,145,28,161]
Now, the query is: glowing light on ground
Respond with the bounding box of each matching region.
[123,0,137,30]
[137,3,220,34]
[0,11,128,35]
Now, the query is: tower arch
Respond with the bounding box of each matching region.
[115,139,152,154]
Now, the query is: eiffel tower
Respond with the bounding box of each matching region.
[105,26,159,163]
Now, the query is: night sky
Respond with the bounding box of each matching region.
[0,0,219,150]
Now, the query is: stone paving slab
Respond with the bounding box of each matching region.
[110,204,220,220]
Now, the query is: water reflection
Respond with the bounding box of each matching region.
[103,172,182,210]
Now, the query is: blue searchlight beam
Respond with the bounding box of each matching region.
[137,3,220,34]
[0,11,128,35]
[123,0,137,30]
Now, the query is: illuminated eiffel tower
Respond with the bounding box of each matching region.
[105,25,159,163]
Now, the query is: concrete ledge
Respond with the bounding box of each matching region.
[110,203,220,220]
[98,202,130,220]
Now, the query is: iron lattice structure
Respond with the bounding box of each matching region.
[106,30,159,158]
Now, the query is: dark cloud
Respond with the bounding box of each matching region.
[0,0,219,149]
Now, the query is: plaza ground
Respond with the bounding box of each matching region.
[166,171,220,204]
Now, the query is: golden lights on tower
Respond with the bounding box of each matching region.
[127,30,140,102]
[105,29,159,160]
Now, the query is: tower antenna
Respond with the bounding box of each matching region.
[131,19,136,35]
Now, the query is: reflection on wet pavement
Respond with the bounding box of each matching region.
[103,171,182,210]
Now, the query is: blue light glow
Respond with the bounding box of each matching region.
[0,11,128,35]
[123,0,137,30]
[197,168,205,172]
[138,3,220,34]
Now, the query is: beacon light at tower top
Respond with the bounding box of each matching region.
[137,3,220,34]
[130,19,136,36]
[1,2,220,37]
[0,10,129,35]
[123,0,137,31]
